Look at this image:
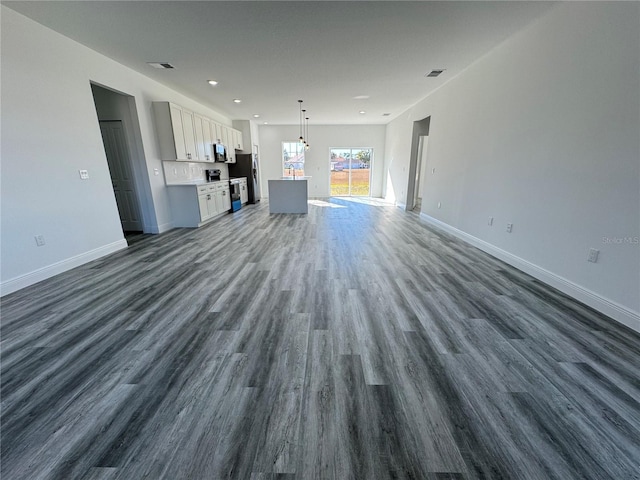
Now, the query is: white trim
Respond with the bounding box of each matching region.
[1,239,128,297]
[154,222,174,234]
[420,213,640,333]
[396,202,407,210]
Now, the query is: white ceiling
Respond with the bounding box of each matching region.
[3,1,556,125]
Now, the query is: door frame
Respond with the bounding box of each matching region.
[405,116,431,211]
[413,135,429,210]
[91,82,156,233]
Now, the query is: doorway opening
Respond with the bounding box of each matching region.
[406,117,430,211]
[330,148,372,196]
[413,135,429,212]
[91,83,152,240]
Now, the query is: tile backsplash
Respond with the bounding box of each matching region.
[163,161,229,185]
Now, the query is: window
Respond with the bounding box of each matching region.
[282,141,305,178]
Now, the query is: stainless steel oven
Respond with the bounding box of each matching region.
[229,179,242,212]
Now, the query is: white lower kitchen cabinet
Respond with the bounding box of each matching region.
[240,179,249,204]
[216,184,232,212]
[167,181,230,228]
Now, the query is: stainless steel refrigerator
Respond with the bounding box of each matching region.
[228,153,261,204]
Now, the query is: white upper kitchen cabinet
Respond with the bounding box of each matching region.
[193,114,206,162]
[213,122,223,144]
[221,125,230,148]
[180,109,197,161]
[195,115,214,162]
[232,129,244,151]
[153,102,198,161]
[202,117,214,162]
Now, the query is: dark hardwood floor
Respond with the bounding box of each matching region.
[1,198,639,479]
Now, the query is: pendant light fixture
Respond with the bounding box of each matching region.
[298,100,305,145]
[304,115,310,151]
[302,109,307,149]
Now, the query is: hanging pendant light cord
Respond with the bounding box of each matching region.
[298,100,304,145]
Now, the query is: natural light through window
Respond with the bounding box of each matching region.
[282,142,305,178]
[330,148,372,196]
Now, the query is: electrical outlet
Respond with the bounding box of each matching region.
[35,235,45,246]
[78,169,89,180]
[488,216,494,226]
[588,248,599,263]
[154,168,160,176]
[506,223,513,233]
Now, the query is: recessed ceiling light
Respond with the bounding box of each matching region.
[263,122,269,125]
[147,62,174,69]
[353,95,370,100]
[208,80,218,86]
[233,99,242,103]
[382,113,391,116]
[253,114,260,118]
[359,110,366,114]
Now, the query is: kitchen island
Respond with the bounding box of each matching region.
[268,177,309,214]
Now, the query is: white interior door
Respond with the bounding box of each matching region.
[99,121,143,232]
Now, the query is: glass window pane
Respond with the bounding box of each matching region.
[282,142,304,177]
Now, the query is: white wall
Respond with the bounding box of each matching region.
[383,2,640,331]
[0,6,233,294]
[259,125,386,198]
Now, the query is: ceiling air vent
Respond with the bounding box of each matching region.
[425,69,445,78]
[147,62,175,69]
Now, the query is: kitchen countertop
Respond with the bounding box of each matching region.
[166,179,230,186]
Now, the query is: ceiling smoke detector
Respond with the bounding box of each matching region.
[147,62,175,69]
[425,69,445,78]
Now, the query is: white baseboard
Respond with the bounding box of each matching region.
[155,222,173,234]
[420,213,640,333]
[1,239,128,297]
[396,202,407,210]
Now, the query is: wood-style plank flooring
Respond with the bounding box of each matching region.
[2,197,639,479]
